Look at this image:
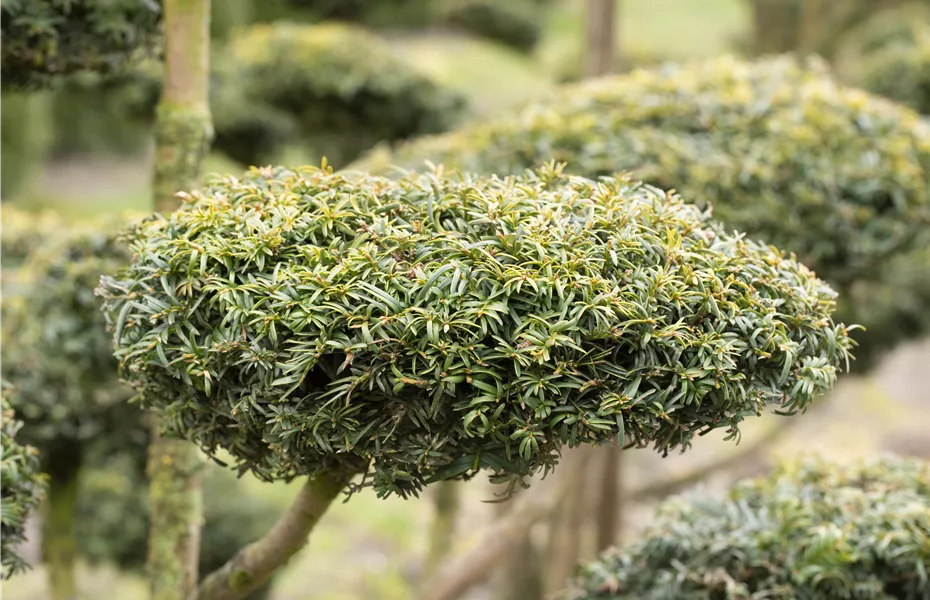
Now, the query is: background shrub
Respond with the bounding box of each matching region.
[0,388,47,579]
[225,22,466,167]
[436,0,541,53]
[0,0,162,89]
[76,452,279,600]
[569,455,930,600]
[352,56,930,370]
[99,165,851,498]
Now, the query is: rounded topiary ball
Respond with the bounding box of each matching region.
[569,455,930,600]
[0,0,162,89]
[1,387,47,579]
[99,165,851,497]
[352,56,930,370]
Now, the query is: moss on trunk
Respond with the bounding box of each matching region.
[41,443,82,600]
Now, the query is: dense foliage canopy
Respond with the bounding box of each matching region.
[0,388,47,579]
[1,213,137,448]
[0,0,162,88]
[569,455,930,600]
[99,165,851,497]
[353,56,930,369]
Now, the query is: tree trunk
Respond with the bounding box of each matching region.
[585,0,617,77]
[544,450,589,595]
[752,0,801,55]
[192,472,351,600]
[147,1,213,599]
[797,0,826,54]
[41,442,82,600]
[423,480,461,581]
[594,446,622,553]
[495,488,543,600]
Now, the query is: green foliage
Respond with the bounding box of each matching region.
[839,4,930,114]
[569,455,930,600]
[224,22,466,167]
[0,207,64,269]
[353,56,930,370]
[1,212,138,449]
[437,0,541,53]
[77,453,278,600]
[0,0,162,89]
[99,164,851,498]
[0,387,47,579]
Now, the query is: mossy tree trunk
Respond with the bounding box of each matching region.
[495,488,544,600]
[585,0,617,77]
[751,0,801,54]
[594,446,622,552]
[423,480,461,581]
[147,1,213,599]
[41,441,83,600]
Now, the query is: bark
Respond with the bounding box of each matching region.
[192,472,351,600]
[41,443,82,600]
[147,1,213,598]
[585,0,617,77]
[420,448,595,600]
[594,446,622,553]
[423,480,462,581]
[751,0,800,55]
[797,0,826,54]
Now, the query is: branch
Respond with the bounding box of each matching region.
[190,472,350,600]
[419,447,596,600]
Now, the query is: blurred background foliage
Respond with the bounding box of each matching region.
[2,0,929,599]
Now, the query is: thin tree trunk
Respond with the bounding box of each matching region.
[495,488,543,600]
[544,450,589,594]
[585,0,617,78]
[423,480,461,580]
[594,446,621,553]
[419,447,595,600]
[752,0,800,55]
[192,472,351,600]
[797,0,825,54]
[147,1,213,599]
[41,443,82,600]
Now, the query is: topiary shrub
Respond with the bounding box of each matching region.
[836,4,930,115]
[1,386,48,579]
[98,164,851,499]
[569,455,930,600]
[77,453,279,600]
[0,0,162,89]
[352,56,930,371]
[436,0,541,53]
[224,22,466,167]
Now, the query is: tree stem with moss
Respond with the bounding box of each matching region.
[192,472,351,600]
[147,1,213,599]
[41,443,82,600]
[423,480,461,580]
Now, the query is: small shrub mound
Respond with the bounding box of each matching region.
[226,22,466,166]
[77,453,279,600]
[0,387,47,579]
[569,455,930,600]
[1,215,136,450]
[0,0,162,89]
[437,0,541,53]
[99,164,851,498]
[838,4,930,115]
[353,56,930,369]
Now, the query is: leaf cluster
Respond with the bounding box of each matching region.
[352,56,930,371]
[1,212,138,449]
[99,164,851,498]
[0,0,162,89]
[569,455,930,600]
[0,386,47,579]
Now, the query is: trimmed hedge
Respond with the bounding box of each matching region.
[436,0,541,53]
[838,4,930,115]
[0,387,47,579]
[0,0,161,89]
[569,455,930,600]
[0,213,137,450]
[99,164,850,498]
[225,22,466,167]
[352,56,930,369]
